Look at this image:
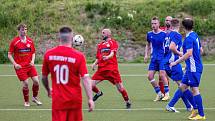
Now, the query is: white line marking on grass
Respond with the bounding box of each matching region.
[0,108,215,111]
[0,75,17,77]
[0,74,147,77]
[1,64,215,67]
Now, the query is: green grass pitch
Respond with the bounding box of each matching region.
[0,64,214,121]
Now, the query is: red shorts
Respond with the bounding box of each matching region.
[52,109,83,121]
[15,66,38,81]
[92,69,122,85]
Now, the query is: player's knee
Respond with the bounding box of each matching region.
[159,72,165,79]
[191,87,200,96]
[116,84,124,92]
[33,80,39,85]
[22,81,29,88]
[179,84,186,92]
[32,76,39,84]
[148,75,154,81]
[117,87,125,92]
[91,80,96,86]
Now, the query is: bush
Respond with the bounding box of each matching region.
[0,49,8,64]
[183,0,215,16]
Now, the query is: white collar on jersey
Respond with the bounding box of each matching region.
[152,29,163,34]
[20,36,27,43]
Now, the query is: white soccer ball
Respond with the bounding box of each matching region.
[73,35,84,46]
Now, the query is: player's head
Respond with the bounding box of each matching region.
[102,29,111,41]
[59,26,73,45]
[165,16,173,28]
[151,16,160,30]
[171,18,180,29]
[17,23,27,37]
[182,18,193,31]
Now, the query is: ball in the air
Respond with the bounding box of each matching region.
[73,35,84,46]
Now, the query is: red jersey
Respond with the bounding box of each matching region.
[42,46,88,110]
[160,26,167,31]
[96,38,118,71]
[9,36,35,67]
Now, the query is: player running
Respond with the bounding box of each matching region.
[42,26,94,121]
[144,16,170,101]
[8,23,42,107]
[91,28,131,109]
[170,18,206,120]
[164,18,193,112]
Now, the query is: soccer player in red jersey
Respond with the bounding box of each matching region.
[8,23,42,107]
[91,29,131,109]
[42,26,94,121]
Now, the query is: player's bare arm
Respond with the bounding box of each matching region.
[103,51,114,60]
[200,47,203,55]
[8,52,22,69]
[92,59,98,71]
[41,75,51,98]
[170,49,193,67]
[144,42,150,63]
[169,42,183,57]
[82,75,94,112]
[30,53,35,66]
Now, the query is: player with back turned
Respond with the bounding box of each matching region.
[170,18,206,120]
[42,26,94,121]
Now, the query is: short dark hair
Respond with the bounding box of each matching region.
[151,16,159,21]
[59,26,72,42]
[59,26,72,34]
[17,23,27,31]
[171,18,180,27]
[182,18,193,31]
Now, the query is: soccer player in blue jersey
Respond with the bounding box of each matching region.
[159,16,172,95]
[144,16,170,101]
[164,18,194,112]
[170,18,206,120]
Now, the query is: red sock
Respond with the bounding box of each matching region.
[159,79,165,94]
[32,84,39,97]
[22,87,29,102]
[119,89,129,101]
[92,86,99,93]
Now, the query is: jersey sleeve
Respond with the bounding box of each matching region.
[42,53,50,76]
[8,40,15,53]
[185,37,193,50]
[171,33,180,45]
[96,44,100,59]
[146,33,150,43]
[31,40,36,53]
[79,54,89,77]
[198,37,202,48]
[110,40,118,52]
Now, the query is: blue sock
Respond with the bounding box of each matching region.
[164,85,169,93]
[154,86,160,94]
[194,94,204,117]
[181,94,191,109]
[168,89,182,107]
[183,89,197,109]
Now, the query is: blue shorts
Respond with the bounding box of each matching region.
[182,71,202,87]
[165,63,183,81]
[148,59,165,71]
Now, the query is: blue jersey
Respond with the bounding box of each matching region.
[183,31,203,73]
[147,31,166,60]
[164,31,182,63]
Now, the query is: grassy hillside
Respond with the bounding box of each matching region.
[0,0,215,63]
